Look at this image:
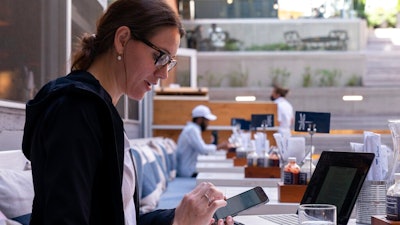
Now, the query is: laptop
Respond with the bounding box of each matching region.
[234,151,375,225]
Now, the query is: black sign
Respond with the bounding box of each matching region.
[294,111,331,133]
[231,118,250,131]
[251,114,274,129]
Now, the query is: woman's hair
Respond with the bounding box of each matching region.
[71,0,185,71]
[273,85,289,97]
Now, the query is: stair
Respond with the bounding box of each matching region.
[363,29,400,86]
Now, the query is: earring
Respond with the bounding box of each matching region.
[117,55,122,61]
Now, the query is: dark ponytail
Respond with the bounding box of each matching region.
[71,34,98,71]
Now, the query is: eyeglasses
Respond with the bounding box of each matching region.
[137,38,177,72]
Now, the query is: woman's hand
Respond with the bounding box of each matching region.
[172,182,234,225]
[212,216,234,225]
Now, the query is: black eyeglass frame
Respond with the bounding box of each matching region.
[132,34,177,71]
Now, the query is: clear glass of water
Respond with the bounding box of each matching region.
[298,204,337,225]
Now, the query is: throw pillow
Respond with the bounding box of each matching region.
[0,170,33,219]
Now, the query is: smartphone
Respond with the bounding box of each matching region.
[213,186,269,220]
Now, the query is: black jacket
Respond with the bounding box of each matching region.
[22,71,174,225]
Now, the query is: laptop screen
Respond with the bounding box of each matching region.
[315,166,357,213]
[300,151,374,225]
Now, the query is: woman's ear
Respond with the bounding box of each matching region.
[114,26,131,54]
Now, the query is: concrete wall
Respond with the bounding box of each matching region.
[209,86,400,115]
[182,19,368,89]
[182,18,368,51]
[196,51,366,88]
[209,87,400,130]
[0,102,25,150]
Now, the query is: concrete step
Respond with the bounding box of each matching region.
[329,115,396,131]
[364,51,400,86]
[330,115,392,130]
[364,29,400,87]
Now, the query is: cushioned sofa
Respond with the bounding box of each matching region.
[0,137,196,224]
[129,137,196,213]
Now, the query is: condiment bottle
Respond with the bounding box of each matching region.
[283,157,300,185]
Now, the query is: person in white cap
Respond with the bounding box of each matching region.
[176,105,231,177]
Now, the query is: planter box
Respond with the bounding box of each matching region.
[244,166,281,178]
[233,158,247,166]
[277,182,307,203]
[197,52,366,89]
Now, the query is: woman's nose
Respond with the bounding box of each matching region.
[155,66,168,80]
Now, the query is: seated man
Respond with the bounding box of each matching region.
[176,105,231,177]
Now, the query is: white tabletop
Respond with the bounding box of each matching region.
[197,172,281,187]
[217,185,358,222]
[197,153,233,163]
[234,215,360,225]
[196,162,244,173]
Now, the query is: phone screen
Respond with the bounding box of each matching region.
[213,186,269,220]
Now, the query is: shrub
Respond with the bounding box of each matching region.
[270,68,291,87]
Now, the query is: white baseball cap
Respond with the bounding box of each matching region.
[192,105,217,121]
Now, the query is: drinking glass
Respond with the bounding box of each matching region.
[298,204,336,225]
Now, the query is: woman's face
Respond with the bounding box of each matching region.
[120,27,181,100]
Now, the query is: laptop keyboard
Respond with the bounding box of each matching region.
[259,214,298,225]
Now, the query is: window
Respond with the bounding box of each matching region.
[0,1,42,102]
[0,0,103,103]
[116,96,139,121]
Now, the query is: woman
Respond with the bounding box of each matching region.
[22,0,233,224]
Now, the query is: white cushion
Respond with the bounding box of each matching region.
[162,138,177,179]
[148,140,169,180]
[130,144,166,213]
[0,170,33,218]
[0,151,29,171]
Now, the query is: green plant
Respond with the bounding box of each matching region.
[346,74,362,86]
[270,68,291,87]
[246,43,293,51]
[316,69,342,87]
[175,71,191,86]
[228,69,248,87]
[224,39,242,51]
[366,7,398,28]
[398,0,400,12]
[354,0,367,19]
[302,66,313,87]
[197,71,223,87]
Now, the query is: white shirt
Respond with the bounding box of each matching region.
[274,97,294,138]
[123,133,136,225]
